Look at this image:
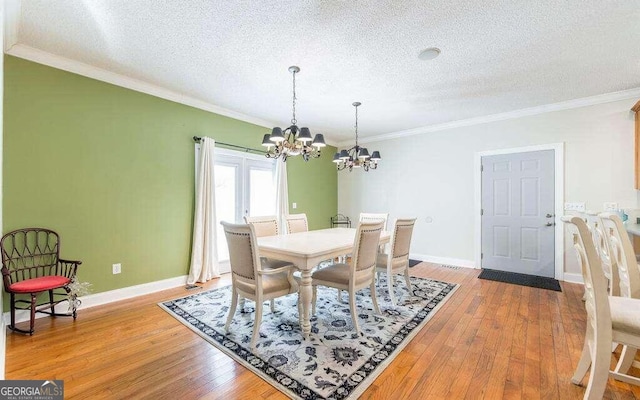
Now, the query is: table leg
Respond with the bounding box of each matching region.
[299,269,312,339]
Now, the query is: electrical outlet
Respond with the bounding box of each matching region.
[112,263,121,274]
[292,202,297,209]
[603,202,618,212]
[564,202,586,212]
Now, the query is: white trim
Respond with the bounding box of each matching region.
[410,253,475,268]
[563,273,584,284]
[3,275,188,325]
[474,143,565,280]
[3,0,19,52]
[339,88,640,147]
[5,44,277,129]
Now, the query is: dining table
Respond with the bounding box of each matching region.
[257,227,391,339]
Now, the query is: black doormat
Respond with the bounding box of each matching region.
[408,259,422,268]
[478,268,562,292]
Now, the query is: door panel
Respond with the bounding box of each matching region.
[481,150,555,277]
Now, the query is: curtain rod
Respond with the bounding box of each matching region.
[192,136,265,155]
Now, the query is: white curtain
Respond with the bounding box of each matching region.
[188,137,220,284]
[275,160,289,233]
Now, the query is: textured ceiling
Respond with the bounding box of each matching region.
[14,0,640,143]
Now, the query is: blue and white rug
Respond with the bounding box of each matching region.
[159,275,457,399]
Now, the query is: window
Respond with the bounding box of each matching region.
[195,145,276,267]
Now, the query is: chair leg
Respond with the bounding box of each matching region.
[388,274,396,307]
[584,337,611,400]
[270,299,275,313]
[337,289,342,303]
[225,288,238,332]
[572,325,593,385]
[403,268,412,292]
[370,281,381,314]
[240,298,246,312]
[614,345,637,375]
[49,289,55,315]
[251,299,263,348]
[29,294,37,335]
[10,293,16,331]
[297,295,303,327]
[348,290,361,336]
[312,286,317,316]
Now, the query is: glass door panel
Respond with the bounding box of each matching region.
[214,162,240,263]
[248,162,276,217]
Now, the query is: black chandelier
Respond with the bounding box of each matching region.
[261,66,326,162]
[333,102,381,171]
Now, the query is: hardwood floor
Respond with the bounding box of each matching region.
[6,263,640,399]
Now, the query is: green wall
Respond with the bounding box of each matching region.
[3,55,337,294]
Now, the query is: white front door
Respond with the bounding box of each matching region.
[481,150,555,277]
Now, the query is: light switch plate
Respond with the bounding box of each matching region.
[603,202,618,212]
[292,202,297,209]
[564,202,586,212]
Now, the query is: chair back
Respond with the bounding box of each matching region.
[285,214,308,234]
[244,215,279,237]
[562,216,612,345]
[388,218,417,267]
[599,212,640,299]
[352,221,384,272]
[585,212,619,296]
[359,213,389,230]
[221,221,260,282]
[1,228,60,289]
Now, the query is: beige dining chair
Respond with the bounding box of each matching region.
[311,221,384,336]
[375,218,417,306]
[359,212,389,230]
[285,213,308,234]
[221,221,300,349]
[562,216,640,399]
[598,212,640,376]
[585,212,620,296]
[244,215,292,269]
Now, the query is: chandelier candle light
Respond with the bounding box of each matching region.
[333,102,381,171]
[261,66,326,162]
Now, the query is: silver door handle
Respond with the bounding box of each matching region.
[545,222,555,227]
[546,213,554,218]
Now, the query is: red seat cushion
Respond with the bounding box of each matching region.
[9,276,71,293]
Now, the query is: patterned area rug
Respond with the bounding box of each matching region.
[159,275,457,399]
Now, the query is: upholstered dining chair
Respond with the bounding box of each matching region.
[598,212,640,377]
[311,221,384,336]
[244,215,292,270]
[221,221,299,348]
[285,213,308,234]
[359,212,389,230]
[563,216,640,399]
[375,218,417,306]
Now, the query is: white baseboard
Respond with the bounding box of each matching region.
[562,273,584,284]
[3,275,188,325]
[410,254,475,269]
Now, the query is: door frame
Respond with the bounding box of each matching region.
[474,143,565,280]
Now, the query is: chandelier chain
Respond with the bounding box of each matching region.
[291,69,297,125]
[354,104,359,147]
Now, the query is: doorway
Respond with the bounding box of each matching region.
[474,144,564,280]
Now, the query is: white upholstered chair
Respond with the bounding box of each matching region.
[375,218,417,306]
[221,221,299,349]
[285,213,308,234]
[311,221,384,336]
[244,215,292,269]
[599,212,640,376]
[359,212,389,230]
[563,216,640,399]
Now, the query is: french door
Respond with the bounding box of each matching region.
[212,149,276,264]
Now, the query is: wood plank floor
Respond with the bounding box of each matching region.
[6,263,640,399]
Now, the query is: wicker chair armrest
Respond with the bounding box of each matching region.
[58,258,82,278]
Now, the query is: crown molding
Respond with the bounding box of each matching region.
[4,0,20,52]
[6,43,281,130]
[339,87,640,147]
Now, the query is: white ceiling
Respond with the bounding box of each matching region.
[11,0,640,143]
